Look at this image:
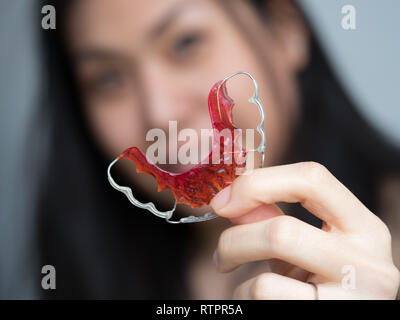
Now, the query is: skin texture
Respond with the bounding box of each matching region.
[65,0,400,299]
[210,163,400,299]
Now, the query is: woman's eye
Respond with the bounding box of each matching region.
[93,70,123,89]
[171,32,203,58]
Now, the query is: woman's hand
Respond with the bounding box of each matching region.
[210,162,400,299]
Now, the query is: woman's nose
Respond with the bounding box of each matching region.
[140,71,189,130]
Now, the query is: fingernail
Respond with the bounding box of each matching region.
[212,250,219,267]
[210,186,231,211]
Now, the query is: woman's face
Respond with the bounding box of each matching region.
[66,0,307,204]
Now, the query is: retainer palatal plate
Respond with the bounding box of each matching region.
[107,71,266,224]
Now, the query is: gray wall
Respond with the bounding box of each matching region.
[0,0,39,298]
[300,0,400,146]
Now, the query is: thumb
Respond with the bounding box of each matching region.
[210,185,284,225]
[229,203,284,225]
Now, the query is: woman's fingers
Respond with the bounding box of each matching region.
[233,272,317,300]
[210,162,377,233]
[229,203,283,225]
[210,162,400,299]
[215,215,353,280]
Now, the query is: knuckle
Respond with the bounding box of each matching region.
[392,266,400,288]
[361,214,393,246]
[377,264,400,298]
[386,265,400,290]
[266,216,298,255]
[394,266,400,289]
[300,161,330,187]
[251,273,277,300]
[372,217,392,243]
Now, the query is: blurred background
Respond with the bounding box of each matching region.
[0,0,399,298]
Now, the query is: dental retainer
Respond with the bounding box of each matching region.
[107,71,266,224]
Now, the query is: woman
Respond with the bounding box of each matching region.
[36,0,400,299]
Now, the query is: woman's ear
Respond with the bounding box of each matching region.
[265,0,309,72]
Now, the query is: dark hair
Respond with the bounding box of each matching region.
[34,0,400,298]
